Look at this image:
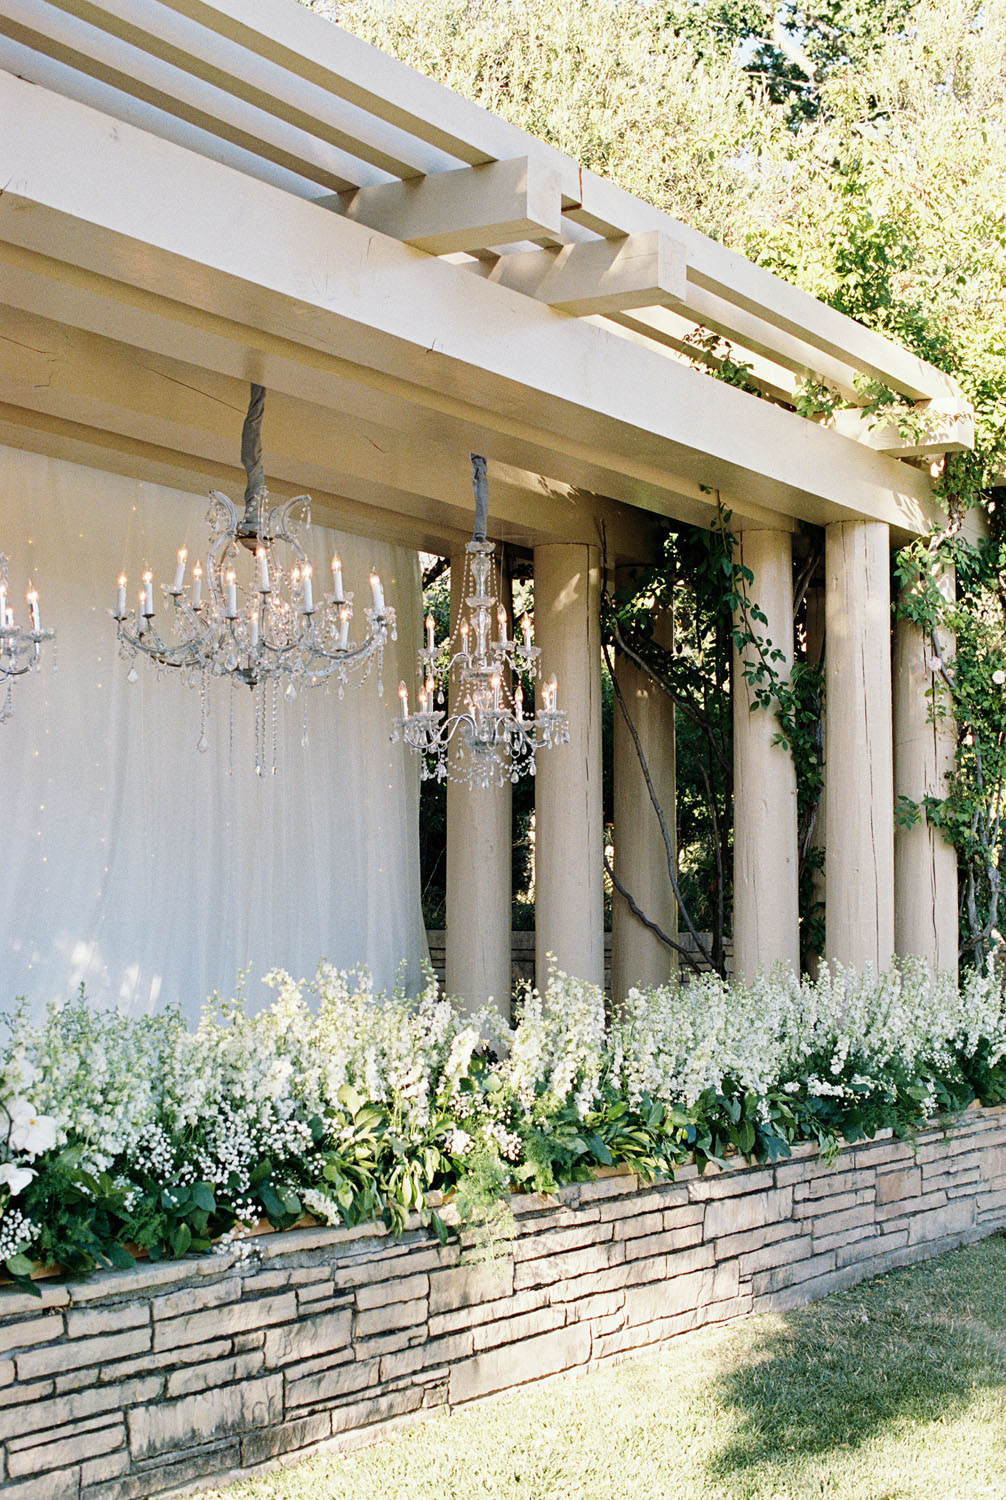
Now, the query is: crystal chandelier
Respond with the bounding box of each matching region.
[0,556,54,721]
[393,454,569,789]
[113,385,395,767]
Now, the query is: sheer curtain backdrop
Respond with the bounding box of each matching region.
[0,445,427,1023]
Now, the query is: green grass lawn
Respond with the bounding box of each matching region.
[206,1236,1006,1500]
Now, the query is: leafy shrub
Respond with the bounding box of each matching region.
[3,957,1006,1294]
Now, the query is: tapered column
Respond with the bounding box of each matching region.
[894,565,957,972]
[732,529,800,982]
[533,543,604,988]
[445,549,512,1015]
[612,587,676,1002]
[825,520,894,971]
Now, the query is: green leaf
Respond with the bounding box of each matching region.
[4,1253,35,1278]
[258,1183,287,1221]
[337,1083,363,1116]
[105,1242,136,1270]
[191,1182,216,1213]
[171,1222,192,1257]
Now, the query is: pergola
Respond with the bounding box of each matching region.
[0,0,972,1004]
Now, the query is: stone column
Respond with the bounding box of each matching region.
[825,520,894,971]
[611,586,676,1002]
[445,548,512,1016]
[732,529,800,982]
[894,564,958,973]
[533,543,604,989]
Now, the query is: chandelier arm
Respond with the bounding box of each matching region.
[0,655,41,681]
[268,496,312,552]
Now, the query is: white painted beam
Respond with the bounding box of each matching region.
[154,0,585,193]
[608,305,799,406]
[0,302,666,559]
[0,77,955,544]
[566,173,962,404]
[487,233,686,316]
[831,398,975,458]
[339,158,563,256]
[20,0,960,404]
[0,4,363,194]
[35,0,432,180]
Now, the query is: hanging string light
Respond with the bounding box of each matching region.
[0,554,54,721]
[393,454,568,788]
[112,385,395,769]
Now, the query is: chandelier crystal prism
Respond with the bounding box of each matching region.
[0,554,53,722]
[393,455,569,789]
[113,385,395,762]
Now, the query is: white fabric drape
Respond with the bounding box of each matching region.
[0,445,427,1023]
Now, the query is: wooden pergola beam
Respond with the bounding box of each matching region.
[486,232,686,317]
[339,158,563,256]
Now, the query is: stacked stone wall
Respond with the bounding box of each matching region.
[3,1104,1006,1500]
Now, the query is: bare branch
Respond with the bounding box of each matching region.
[604,856,704,976]
[603,639,716,969]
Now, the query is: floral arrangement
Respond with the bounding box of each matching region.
[3,958,1006,1295]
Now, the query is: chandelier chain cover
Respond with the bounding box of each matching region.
[392,454,569,789]
[112,385,395,769]
[0,553,54,722]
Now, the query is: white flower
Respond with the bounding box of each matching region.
[6,1100,58,1159]
[0,1161,36,1197]
[993,669,1006,686]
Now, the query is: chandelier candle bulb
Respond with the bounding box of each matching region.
[27,589,39,633]
[398,680,409,715]
[5,606,12,629]
[256,548,270,593]
[521,614,532,651]
[418,683,428,713]
[172,549,187,593]
[249,610,259,649]
[191,562,202,609]
[515,682,524,720]
[142,573,154,617]
[116,576,126,618]
[225,570,237,618]
[497,606,507,644]
[370,572,385,614]
[302,563,314,614]
[331,553,343,601]
[339,606,350,650]
[426,614,435,653]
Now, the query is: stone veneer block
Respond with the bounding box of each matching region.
[2,1104,1006,1500]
